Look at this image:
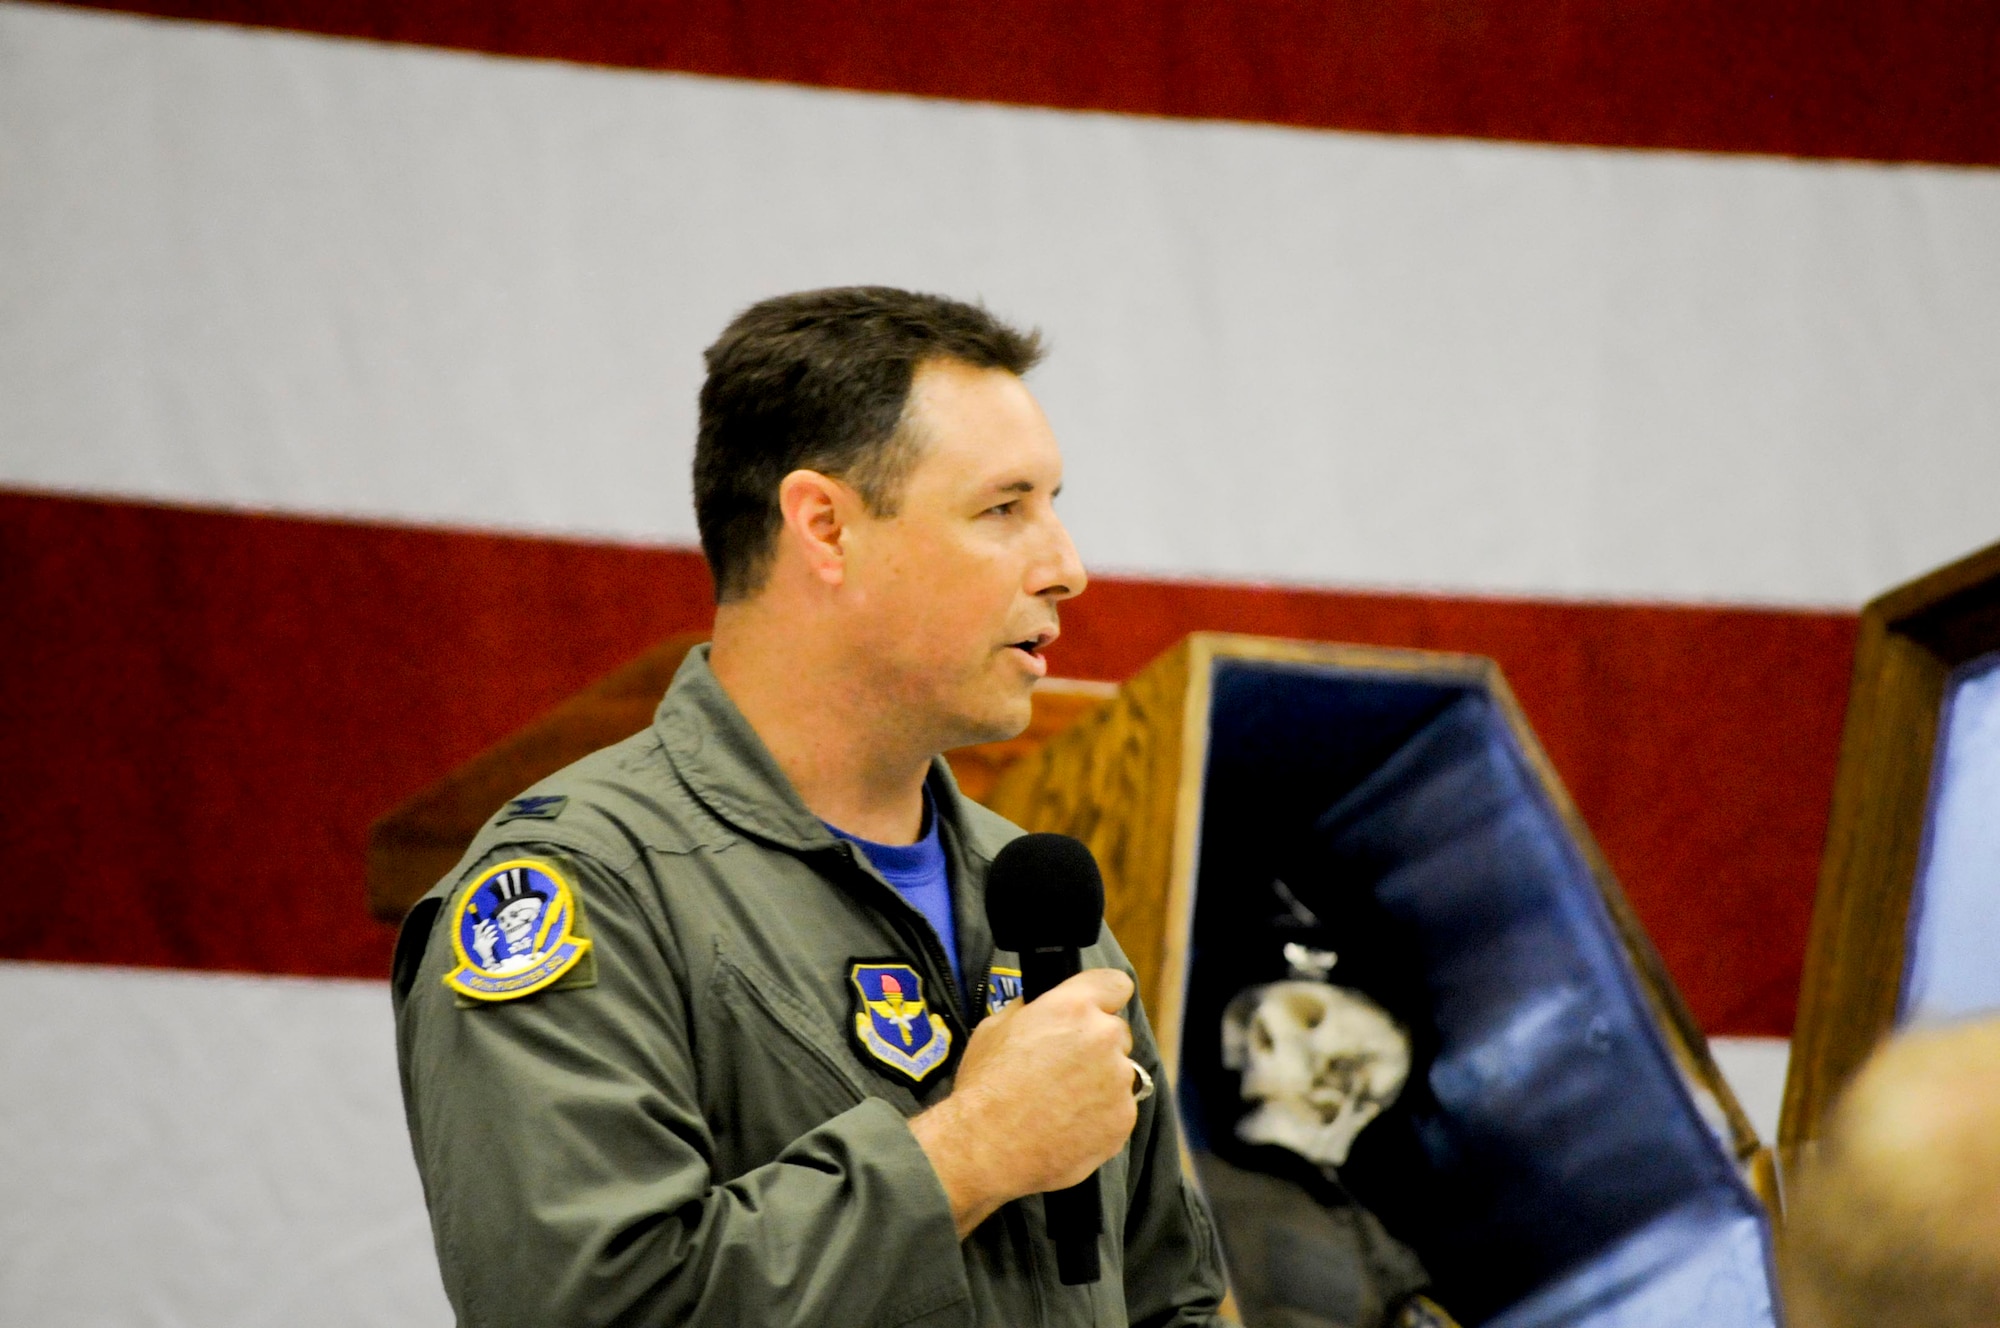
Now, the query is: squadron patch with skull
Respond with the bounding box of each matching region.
[444,859,594,1002]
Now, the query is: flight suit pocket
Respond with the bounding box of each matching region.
[1009,1143,1135,1328]
[701,946,873,1178]
[1091,1145,1133,1327]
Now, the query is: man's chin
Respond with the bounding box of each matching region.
[942,690,1035,751]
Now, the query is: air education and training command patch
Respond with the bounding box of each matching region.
[444,859,593,1002]
[850,962,952,1086]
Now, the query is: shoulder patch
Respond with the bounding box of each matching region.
[444,859,594,1002]
[850,960,953,1085]
[499,794,568,824]
[985,965,1024,1015]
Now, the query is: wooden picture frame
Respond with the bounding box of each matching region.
[1779,537,2000,1162]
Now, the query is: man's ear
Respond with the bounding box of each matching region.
[776,469,854,588]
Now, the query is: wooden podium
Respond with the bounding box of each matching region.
[1780,537,2000,1165]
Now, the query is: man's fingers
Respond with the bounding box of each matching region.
[1064,967,1135,1013]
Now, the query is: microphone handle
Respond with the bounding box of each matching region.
[1019,947,1103,1286]
[1017,945,1082,1003]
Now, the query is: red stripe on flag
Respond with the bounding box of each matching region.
[0,492,716,981]
[51,0,2000,166]
[1,489,1851,1034]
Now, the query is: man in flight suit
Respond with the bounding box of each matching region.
[392,287,1231,1326]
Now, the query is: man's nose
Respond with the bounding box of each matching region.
[1032,512,1088,601]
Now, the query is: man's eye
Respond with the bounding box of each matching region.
[984,501,1019,517]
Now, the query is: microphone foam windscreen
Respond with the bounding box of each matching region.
[986,833,1105,952]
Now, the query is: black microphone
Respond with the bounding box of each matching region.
[986,832,1108,1287]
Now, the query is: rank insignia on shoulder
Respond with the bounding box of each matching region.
[499,794,568,824]
[444,859,593,1002]
[985,965,1024,1016]
[850,961,952,1085]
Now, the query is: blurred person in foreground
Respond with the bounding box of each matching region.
[1781,1017,2000,1328]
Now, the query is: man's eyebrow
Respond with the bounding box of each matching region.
[982,478,1061,499]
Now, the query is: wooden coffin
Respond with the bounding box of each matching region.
[1779,537,2000,1163]
[987,633,1777,1328]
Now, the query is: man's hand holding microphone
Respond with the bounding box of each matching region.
[908,834,1147,1283]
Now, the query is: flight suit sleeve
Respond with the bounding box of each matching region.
[393,845,972,1328]
[1112,946,1234,1327]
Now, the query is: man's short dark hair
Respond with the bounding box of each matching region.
[694,286,1044,602]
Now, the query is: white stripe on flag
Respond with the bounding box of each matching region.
[0,960,450,1327]
[3,1,1998,605]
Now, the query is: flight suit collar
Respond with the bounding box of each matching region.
[652,643,837,854]
[653,644,1010,854]
[652,644,1011,1013]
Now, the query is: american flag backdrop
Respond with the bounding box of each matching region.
[3,1,1997,1320]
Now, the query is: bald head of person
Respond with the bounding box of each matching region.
[1782,1018,2000,1328]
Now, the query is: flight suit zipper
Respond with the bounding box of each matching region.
[831,842,1055,1323]
[1005,1198,1053,1327]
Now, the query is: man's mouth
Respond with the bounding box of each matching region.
[1004,627,1059,676]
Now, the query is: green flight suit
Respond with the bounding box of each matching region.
[393,645,1231,1327]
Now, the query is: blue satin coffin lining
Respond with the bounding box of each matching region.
[1900,649,2000,1025]
[1179,659,1777,1327]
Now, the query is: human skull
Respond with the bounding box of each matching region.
[1221,980,1411,1168]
